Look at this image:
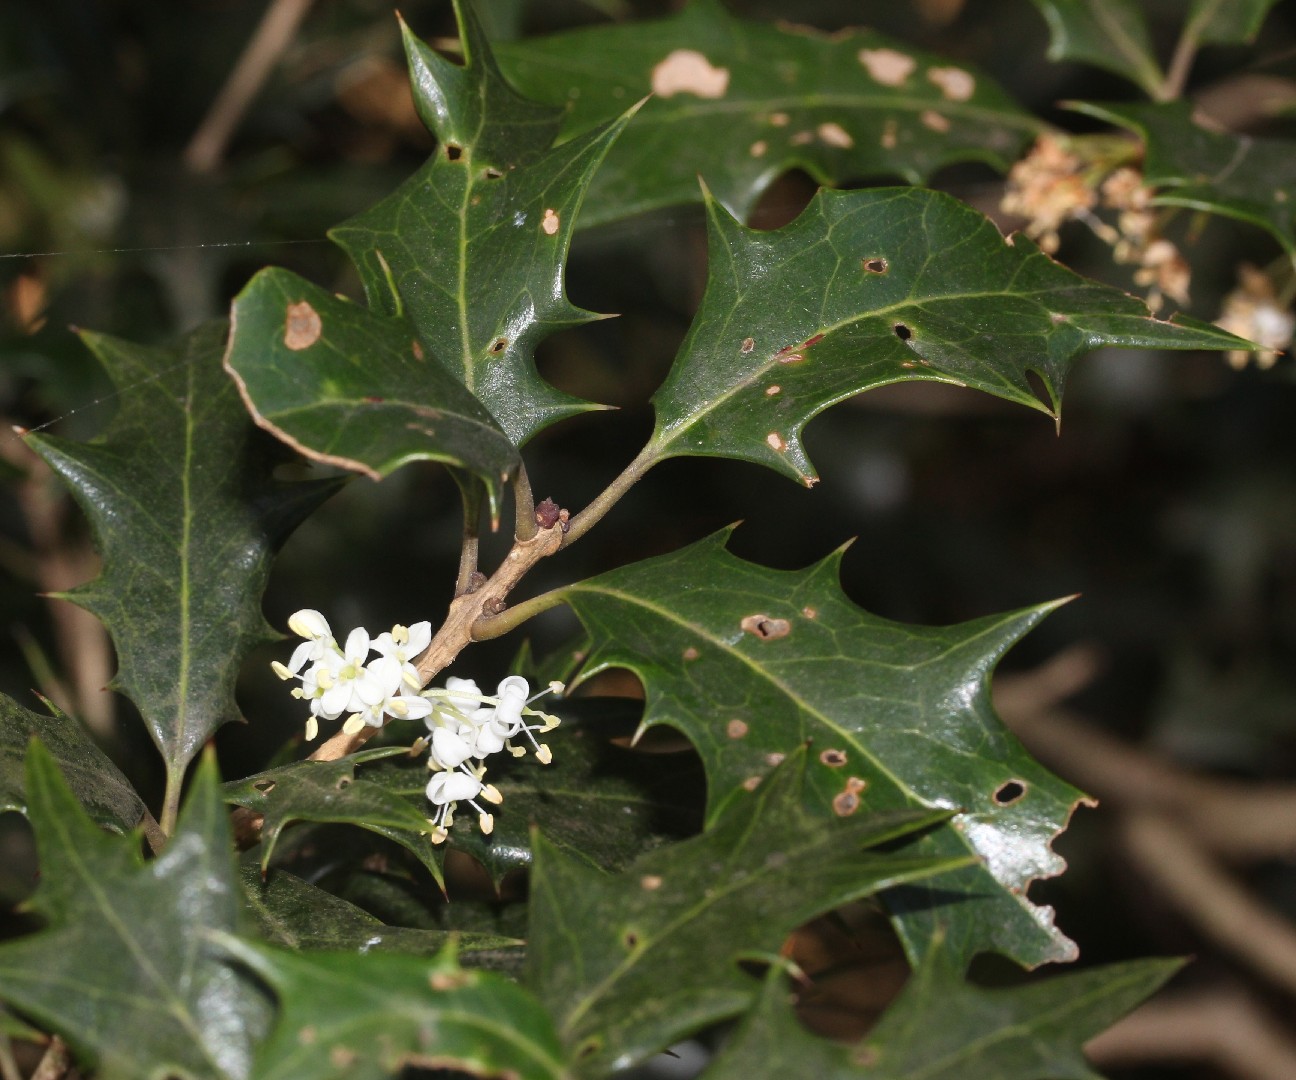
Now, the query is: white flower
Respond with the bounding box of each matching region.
[425,767,501,840]
[373,622,432,689]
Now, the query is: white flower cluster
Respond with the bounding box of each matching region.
[273,609,560,843]
[419,675,561,843]
[271,609,433,741]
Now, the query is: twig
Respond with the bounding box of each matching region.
[1121,811,1296,997]
[30,1036,70,1080]
[453,475,483,598]
[183,0,316,174]
[1087,985,1296,1080]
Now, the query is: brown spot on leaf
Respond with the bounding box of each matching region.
[541,208,560,235]
[651,49,730,98]
[927,65,975,101]
[778,352,804,364]
[833,790,860,816]
[284,301,321,350]
[740,336,755,353]
[298,1026,317,1045]
[766,432,787,452]
[862,257,889,274]
[444,143,463,160]
[490,338,507,353]
[743,614,791,640]
[820,748,847,767]
[727,718,749,739]
[623,930,640,949]
[790,130,814,146]
[858,48,916,85]
[742,776,762,791]
[412,339,424,360]
[920,109,951,133]
[817,122,853,148]
[750,140,768,158]
[681,646,699,661]
[640,875,663,891]
[765,385,781,396]
[768,111,790,126]
[329,1047,357,1069]
[804,333,825,347]
[429,969,471,991]
[802,606,817,619]
[881,118,898,149]
[893,322,912,341]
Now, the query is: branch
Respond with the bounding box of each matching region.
[183,0,316,173]
[1087,986,1296,1080]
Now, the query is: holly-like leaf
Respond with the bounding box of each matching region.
[497,0,1040,226]
[225,268,520,507]
[231,702,701,888]
[223,746,447,887]
[1028,0,1164,95]
[560,531,1089,971]
[24,321,337,802]
[0,694,144,834]
[648,185,1247,487]
[327,4,634,447]
[525,748,965,1076]
[1186,0,1281,45]
[239,857,518,956]
[701,939,1180,1079]
[1068,100,1296,254]
[0,742,265,1080]
[214,935,565,1080]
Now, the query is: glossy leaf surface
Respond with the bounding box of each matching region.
[1069,100,1296,254]
[561,531,1088,970]
[329,6,631,447]
[24,321,335,785]
[526,749,964,1076]
[225,267,520,504]
[1028,0,1163,94]
[498,0,1039,225]
[648,186,1248,486]
[239,859,517,956]
[0,695,144,834]
[216,935,565,1080]
[702,940,1180,1079]
[0,743,264,1080]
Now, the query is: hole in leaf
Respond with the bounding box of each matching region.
[862,256,889,274]
[893,322,912,341]
[253,779,276,793]
[819,749,847,768]
[444,143,463,161]
[484,166,503,179]
[335,777,352,790]
[993,779,1027,806]
[577,1040,602,1060]
[489,338,507,353]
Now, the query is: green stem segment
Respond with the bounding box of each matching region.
[159,767,183,837]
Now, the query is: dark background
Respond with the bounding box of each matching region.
[2,2,1296,1077]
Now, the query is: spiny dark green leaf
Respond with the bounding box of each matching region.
[702,939,1181,1079]
[214,935,565,1080]
[224,266,520,508]
[560,531,1089,970]
[1068,100,1296,254]
[0,694,144,834]
[498,0,1041,226]
[24,321,337,789]
[526,747,964,1077]
[1186,0,1281,45]
[1028,0,1163,95]
[238,857,517,956]
[648,186,1247,486]
[0,742,266,1080]
[328,3,633,447]
[223,746,447,888]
